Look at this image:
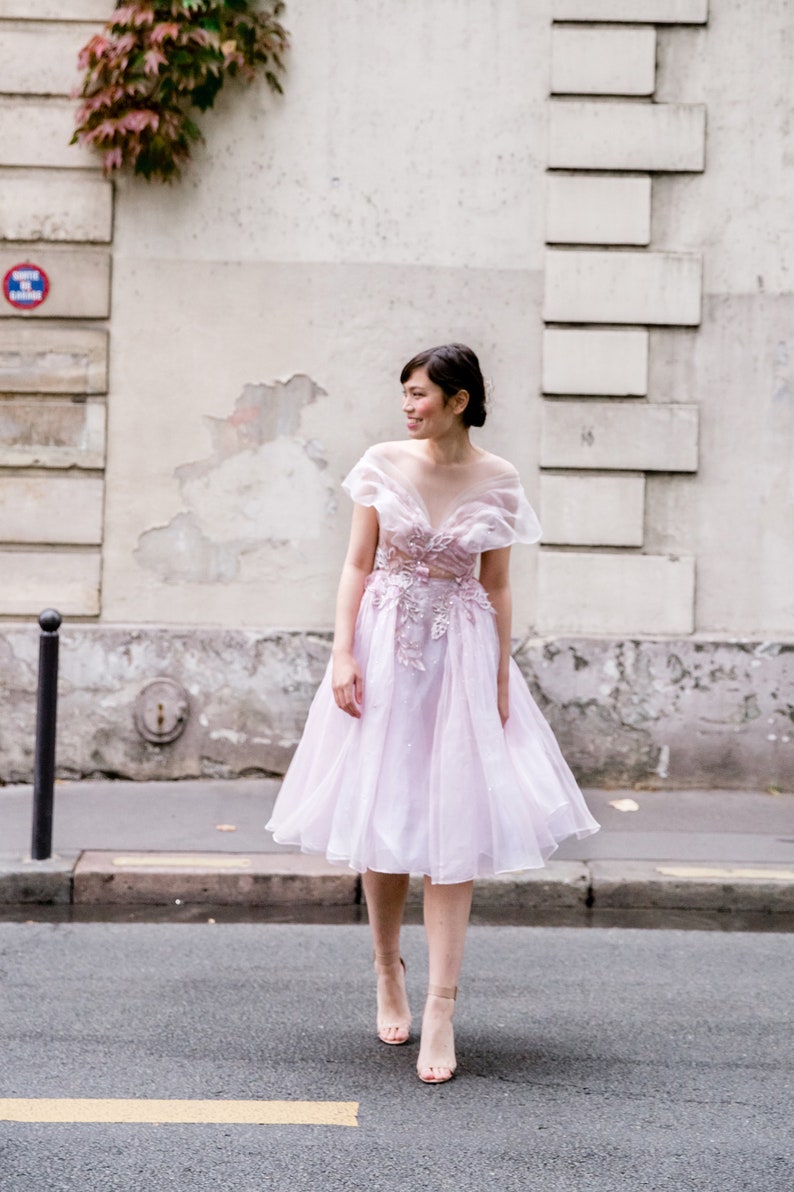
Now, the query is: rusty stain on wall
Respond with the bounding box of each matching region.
[135,375,335,584]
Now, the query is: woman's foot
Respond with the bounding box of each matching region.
[374,952,411,1045]
[417,986,457,1083]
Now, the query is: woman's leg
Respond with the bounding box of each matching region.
[418,878,474,1082]
[363,869,411,1043]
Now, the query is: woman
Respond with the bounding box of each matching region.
[267,343,599,1083]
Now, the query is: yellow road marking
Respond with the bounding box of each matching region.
[656,865,794,882]
[112,855,252,869]
[0,1099,358,1126]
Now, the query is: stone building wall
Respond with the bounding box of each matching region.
[0,0,791,789]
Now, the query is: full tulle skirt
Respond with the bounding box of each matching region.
[266,578,599,884]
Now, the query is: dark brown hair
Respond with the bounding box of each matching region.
[400,343,487,428]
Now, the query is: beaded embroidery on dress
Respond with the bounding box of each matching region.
[266,443,599,884]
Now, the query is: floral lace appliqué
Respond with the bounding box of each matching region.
[430,577,493,641]
[370,537,493,670]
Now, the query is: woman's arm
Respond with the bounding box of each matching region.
[331,502,379,718]
[479,545,513,726]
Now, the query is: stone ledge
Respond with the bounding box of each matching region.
[589,860,794,912]
[546,175,651,247]
[0,247,110,320]
[0,2,111,17]
[72,850,361,906]
[0,325,108,394]
[548,102,706,173]
[537,552,696,635]
[552,0,708,24]
[551,25,656,97]
[0,170,113,243]
[0,22,94,96]
[541,401,699,472]
[0,549,101,615]
[0,98,97,169]
[542,327,649,396]
[544,249,702,326]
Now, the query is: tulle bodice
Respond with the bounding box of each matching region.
[341,444,544,671]
[342,443,542,580]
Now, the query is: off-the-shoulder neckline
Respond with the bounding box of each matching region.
[361,448,519,532]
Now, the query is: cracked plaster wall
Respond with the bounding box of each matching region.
[133,375,336,586]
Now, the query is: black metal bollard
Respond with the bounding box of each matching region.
[30,609,62,861]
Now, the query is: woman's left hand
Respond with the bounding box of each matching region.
[497,673,509,726]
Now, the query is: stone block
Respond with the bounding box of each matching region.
[551,26,656,96]
[544,249,702,326]
[537,552,695,634]
[0,399,105,468]
[552,0,708,21]
[0,248,110,319]
[0,170,113,242]
[0,98,96,169]
[548,101,706,172]
[543,328,649,395]
[0,475,104,544]
[0,23,93,96]
[540,473,645,546]
[541,401,698,471]
[0,2,110,16]
[0,549,101,615]
[546,174,651,246]
[72,851,360,906]
[0,326,108,393]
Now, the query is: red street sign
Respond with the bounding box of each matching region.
[3,263,50,310]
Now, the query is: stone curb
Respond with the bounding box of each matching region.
[0,853,78,905]
[1,852,794,913]
[72,851,359,907]
[589,860,794,913]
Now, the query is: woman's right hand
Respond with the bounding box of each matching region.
[332,650,363,718]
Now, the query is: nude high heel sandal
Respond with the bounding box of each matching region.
[417,985,457,1084]
[373,952,411,1045]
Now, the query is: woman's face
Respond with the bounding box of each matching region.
[401,367,462,439]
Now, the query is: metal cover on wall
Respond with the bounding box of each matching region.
[134,677,189,745]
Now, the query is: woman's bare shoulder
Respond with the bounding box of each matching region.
[477,449,519,478]
[367,440,409,462]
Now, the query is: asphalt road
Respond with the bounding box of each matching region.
[0,922,791,1191]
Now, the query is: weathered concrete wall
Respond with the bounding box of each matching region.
[0,627,789,790]
[0,0,792,788]
[515,638,793,791]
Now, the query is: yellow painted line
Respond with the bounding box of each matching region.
[112,855,252,870]
[0,1099,358,1126]
[656,865,794,882]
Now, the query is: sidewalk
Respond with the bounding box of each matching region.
[1,778,793,917]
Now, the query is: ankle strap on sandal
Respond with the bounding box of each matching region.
[428,984,457,1000]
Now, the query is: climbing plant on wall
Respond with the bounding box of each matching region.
[72,0,289,182]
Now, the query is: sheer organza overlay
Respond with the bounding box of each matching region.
[266,444,599,883]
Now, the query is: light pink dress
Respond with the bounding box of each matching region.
[266,443,599,883]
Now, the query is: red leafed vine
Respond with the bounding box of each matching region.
[72,0,289,183]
